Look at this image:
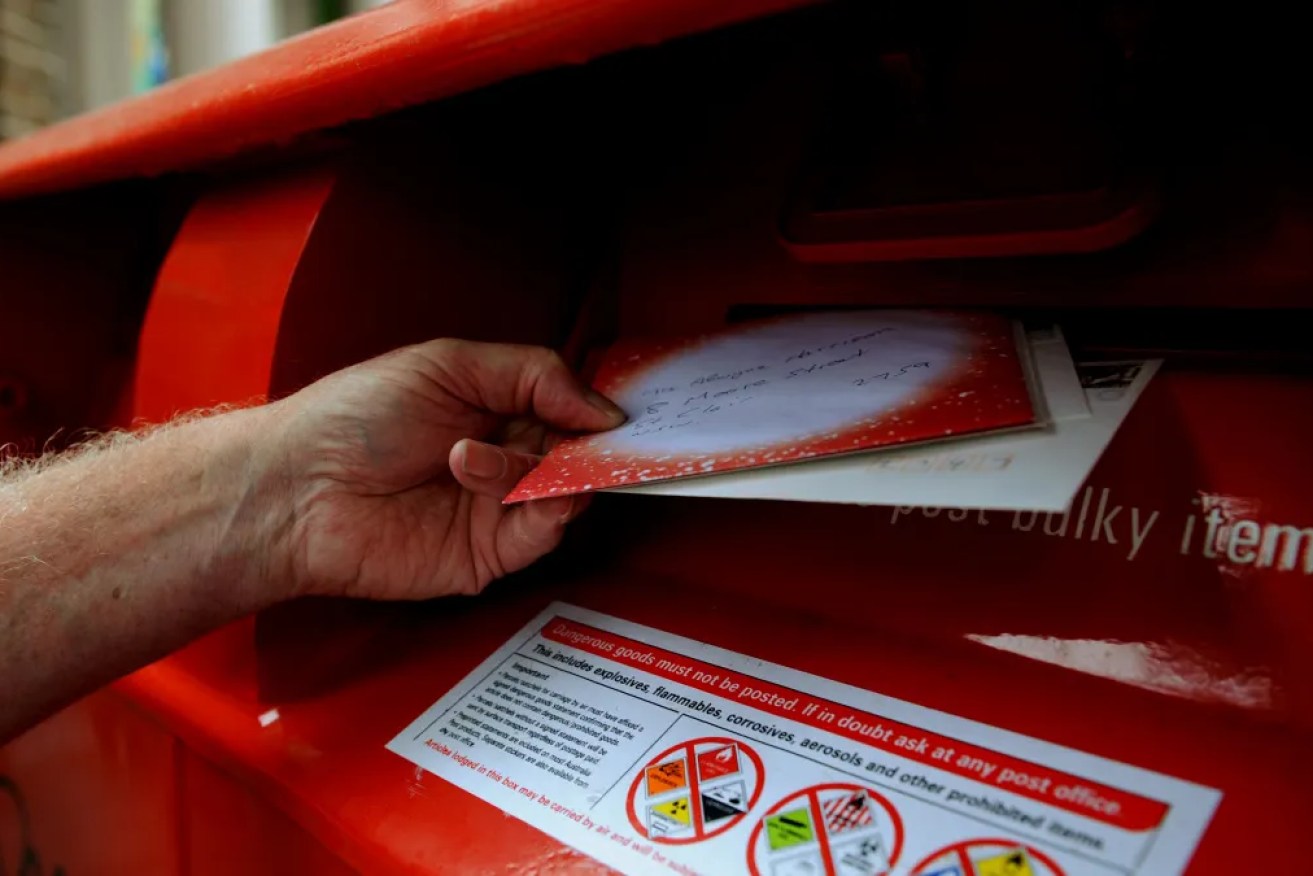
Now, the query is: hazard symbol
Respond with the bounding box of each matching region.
[702,793,743,825]
[646,758,688,796]
[648,796,692,837]
[822,790,874,835]
[907,840,1065,876]
[973,849,1034,876]
[746,784,904,876]
[626,737,765,845]
[832,835,889,876]
[697,743,741,781]
[705,779,748,810]
[766,808,815,850]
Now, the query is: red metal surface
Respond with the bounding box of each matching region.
[107,388,1313,874]
[2,1,1311,873]
[93,153,1313,873]
[778,195,1158,263]
[182,751,357,876]
[0,694,179,874]
[0,0,811,200]
[135,165,337,421]
[0,688,362,875]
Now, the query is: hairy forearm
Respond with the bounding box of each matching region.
[0,339,618,743]
[0,405,292,741]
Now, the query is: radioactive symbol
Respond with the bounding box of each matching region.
[648,795,692,836]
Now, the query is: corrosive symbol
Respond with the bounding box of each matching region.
[706,780,747,809]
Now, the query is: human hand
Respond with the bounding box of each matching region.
[267,340,625,601]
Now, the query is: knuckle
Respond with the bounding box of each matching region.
[414,337,462,361]
[533,347,568,374]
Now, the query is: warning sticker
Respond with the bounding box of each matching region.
[699,744,741,781]
[748,783,902,876]
[974,848,1035,876]
[705,779,749,811]
[833,835,891,876]
[701,794,742,825]
[823,790,875,835]
[646,759,688,795]
[766,808,815,850]
[648,796,692,836]
[387,602,1221,875]
[628,738,764,844]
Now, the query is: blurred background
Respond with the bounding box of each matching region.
[0,0,389,140]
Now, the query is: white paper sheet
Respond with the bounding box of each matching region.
[1028,327,1091,423]
[612,352,1157,514]
[388,603,1219,876]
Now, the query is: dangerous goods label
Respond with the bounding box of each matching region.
[388,603,1218,875]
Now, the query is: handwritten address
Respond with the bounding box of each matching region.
[620,326,934,439]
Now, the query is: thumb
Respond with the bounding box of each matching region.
[412,340,626,433]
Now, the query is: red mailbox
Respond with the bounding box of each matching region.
[3,1,1312,873]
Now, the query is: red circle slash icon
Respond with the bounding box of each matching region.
[908,838,1066,876]
[746,783,904,876]
[626,737,765,844]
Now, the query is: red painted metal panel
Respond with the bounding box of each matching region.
[0,0,812,200]
[0,2,1309,873]
[109,368,1313,874]
[134,165,337,421]
[182,751,358,876]
[0,692,180,874]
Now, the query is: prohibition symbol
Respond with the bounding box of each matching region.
[907,838,1066,876]
[626,737,765,844]
[746,783,904,876]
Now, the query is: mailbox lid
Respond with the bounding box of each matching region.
[0,0,812,200]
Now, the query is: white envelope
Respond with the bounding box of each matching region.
[613,335,1158,513]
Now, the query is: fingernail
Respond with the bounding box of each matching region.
[558,496,578,523]
[460,440,507,480]
[526,496,575,524]
[585,389,627,425]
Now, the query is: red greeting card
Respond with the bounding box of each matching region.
[505,310,1036,503]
